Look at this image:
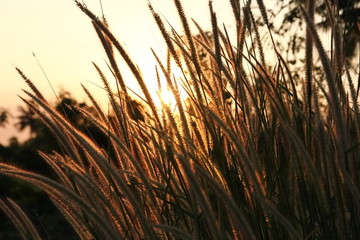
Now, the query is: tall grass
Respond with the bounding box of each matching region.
[1,0,359,239]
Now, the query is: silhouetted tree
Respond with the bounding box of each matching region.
[0,109,9,128]
[273,0,360,60]
[15,101,41,138]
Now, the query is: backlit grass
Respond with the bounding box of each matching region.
[1,0,359,239]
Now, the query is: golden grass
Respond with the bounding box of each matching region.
[1,0,359,239]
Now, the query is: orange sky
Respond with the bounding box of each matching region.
[0,0,234,144]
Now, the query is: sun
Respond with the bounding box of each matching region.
[159,88,177,107]
[134,54,189,112]
[153,85,184,112]
[150,78,189,113]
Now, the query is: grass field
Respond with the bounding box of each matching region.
[1,0,359,239]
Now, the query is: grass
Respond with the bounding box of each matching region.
[1,0,359,239]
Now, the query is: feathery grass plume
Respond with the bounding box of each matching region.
[92,62,130,146]
[228,0,241,30]
[74,1,161,126]
[196,166,256,240]
[173,0,206,104]
[216,26,241,92]
[50,199,94,240]
[204,106,265,195]
[234,0,247,66]
[321,0,344,75]
[0,198,42,240]
[18,96,84,166]
[255,0,269,26]
[196,5,227,114]
[92,22,127,95]
[305,0,315,149]
[280,123,329,207]
[333,15,344,76]
[0,199,28,239]
[151,49,191,140]
[81,84,107,123]
[242,54,289,120]
[44,154,131,236]
[17,93,157,235]
[226,4,249,111]
[191,20,211,46]
[299,4,348,166]
[22,90,112,180]
[38,152,75,188]
[2,0,360,238]
[163,103,224,239]
[325,4,347,108]
[76,106,165,220]
[15,67,46,102]
[343,65,360,182]
[0,163,121,239]
[148,3,182,70]
[276,50,301,108]
[345,66,360,133]
[76,106,161,202]
[252,192,303,240]
[248,5,266,67]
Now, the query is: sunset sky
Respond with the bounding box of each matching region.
[0,0,235,144]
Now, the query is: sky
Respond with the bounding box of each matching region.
[0,0,235,145]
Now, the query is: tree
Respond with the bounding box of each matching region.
[15,101,41,138]
[0,109,10,128]
[273,0,360,60]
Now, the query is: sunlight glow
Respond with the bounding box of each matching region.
[158,88,177,107]
[153,62,189,112]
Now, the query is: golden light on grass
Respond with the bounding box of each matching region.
[157,87,177,107]
[149,58,188,111]
[1,0,359,239]
[156,83,188,110]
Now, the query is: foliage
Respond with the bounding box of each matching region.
[0,108,10,128]
[0,0,360,239]
[274,0,359,57]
